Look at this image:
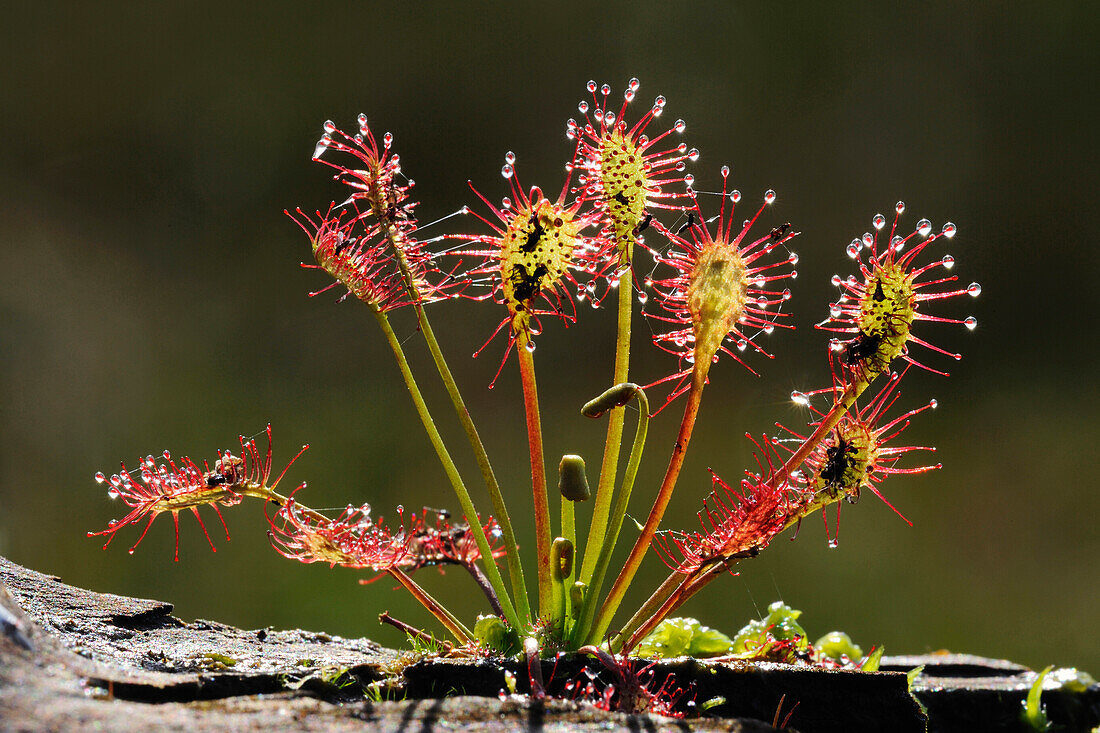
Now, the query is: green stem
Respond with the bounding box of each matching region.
[590,368,706,643]
[550,537,572,633]
[243,486,330,525]
[383,223,531,625]
[581,269,633,584]
[561,496,576,624]
[517,330,552,617]
[572,386,649,647]
[372,306,521,630]
[386,567,473,644]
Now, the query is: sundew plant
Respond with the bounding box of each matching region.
[89,79,979,710]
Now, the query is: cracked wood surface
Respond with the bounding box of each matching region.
[0,556,775,731]
[2,555,1097,732]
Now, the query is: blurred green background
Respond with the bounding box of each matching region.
[2,2,1096,673]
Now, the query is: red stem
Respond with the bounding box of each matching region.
[591,368,706,641]
[517,332,552,616]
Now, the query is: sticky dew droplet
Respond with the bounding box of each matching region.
[764,189,777,204]
[942,222,957,238]
[917,219,932,237]
[967,282,982,297]
[964,316,977,330]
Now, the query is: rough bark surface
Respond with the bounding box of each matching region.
[2,556,1097,732]
[0,557,775,732]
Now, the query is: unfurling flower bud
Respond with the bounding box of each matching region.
[558,454,591,501]
[552,537,574,581]
[570,581,587,619]
[582,383,642,418]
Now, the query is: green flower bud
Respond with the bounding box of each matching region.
[558,454,591,501]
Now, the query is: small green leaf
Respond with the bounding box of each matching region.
[689,625,735,657]
[730,601,808,655]
[1022,665,1053,731]
[473,614,521,656]
[700,696,726,711]
[814,631,863,663]
[636,617,732,659]
[860,645,884,673]
[906,664,926,691]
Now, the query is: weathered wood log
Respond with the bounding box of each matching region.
[2,556,1096,732]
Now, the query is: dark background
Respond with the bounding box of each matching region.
[2,3,1096,673]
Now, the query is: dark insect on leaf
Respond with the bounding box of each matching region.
[843,330,884,366]
[509,262,550,305]
[820,432,856,493]
[522,214,546,253]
